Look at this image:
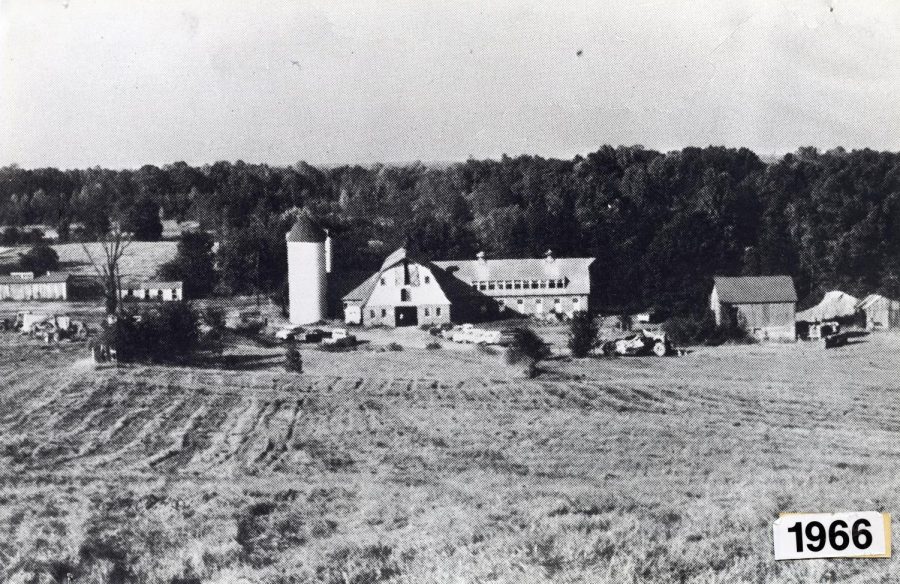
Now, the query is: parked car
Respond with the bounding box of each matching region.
[274,324,305,341]
[301,329,326,343]
[448,324,510,345]
[322,331,356,345]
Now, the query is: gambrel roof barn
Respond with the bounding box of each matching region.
[711,275,797,342]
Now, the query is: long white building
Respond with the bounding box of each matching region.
[0,271,71,301]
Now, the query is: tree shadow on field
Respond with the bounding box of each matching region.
[186,352,282,371]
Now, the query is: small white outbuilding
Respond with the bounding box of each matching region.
[856,294,900,330]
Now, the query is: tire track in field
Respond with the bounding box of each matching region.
[92,394,185,470]
[193,396,255,470]
[147,403,210,471]
[258,398,304,468]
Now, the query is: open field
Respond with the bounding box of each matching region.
[0,241,177,280]
[1,332,900,582]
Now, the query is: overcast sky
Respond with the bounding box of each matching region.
[1,0,898,168]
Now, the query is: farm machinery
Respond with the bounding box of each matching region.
[599,329,673,357]
[3,312,89,342]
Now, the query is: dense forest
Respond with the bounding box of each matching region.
[1,146,898,314]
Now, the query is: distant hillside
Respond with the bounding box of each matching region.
[2,146,899,312]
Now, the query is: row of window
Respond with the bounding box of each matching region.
[124,289,173,299]
[369,307,443,319]
[472,279,567,292]
[380,275,431,286]
[502,297,580,307]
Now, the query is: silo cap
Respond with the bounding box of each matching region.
[287,215,327,242]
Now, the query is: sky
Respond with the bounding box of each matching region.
[1,0,898,168]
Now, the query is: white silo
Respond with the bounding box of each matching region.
[287,215,327,324]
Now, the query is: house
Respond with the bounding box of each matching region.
[0,271,71,300]
[856,294,900,330]
[120,281,184,301]
[343,248,596,327]
[710,275,797,341]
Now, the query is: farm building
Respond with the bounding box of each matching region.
[0,271,71,300]
[343,249,596,326]
[857,294,900,330]
[119,281,183,301]
[796,291,859,323]
[433,251,595,319]
[286,215,331,325]
[710,275,797,342]
[342,248,458,327]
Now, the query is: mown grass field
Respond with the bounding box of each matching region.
[1,332,899,583]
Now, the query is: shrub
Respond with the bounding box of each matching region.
[506,327,550,378]
[285,343,303,372]
[425,341,441,350]
[661,312,717,346]
[272,281,289,318]
[158,231,217,298]
[662,310,756,346]
[568,311,599,358]
[18,244,59,275]
[386,342,403,351]
[106,302,200,363]
[201,305,226,329]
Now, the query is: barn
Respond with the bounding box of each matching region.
[857,294,900,330]
[343,248,596,327]
[432,251,594,319]
[342,248,463,327]
[710,275,797,342]
[0,271,71,301]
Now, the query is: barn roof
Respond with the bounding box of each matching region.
[343,247,420,303]
[286,215,327,243]
[797,290,858,322]
[432,256,595,296]
[713,276,797,304]
[122,280,183,289]
[35,272,71,283]
[342,247,465,304]
[0,271,71,284]
[857,293,899,310]
[342,271,381,302]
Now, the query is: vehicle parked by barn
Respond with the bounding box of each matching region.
[600,330,673,357]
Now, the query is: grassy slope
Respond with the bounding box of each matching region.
[1,334,900,582]
[0,241,177,281]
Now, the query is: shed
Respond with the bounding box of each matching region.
[710,275,797,342]
[856,294,900,330]
[120,280,183,301]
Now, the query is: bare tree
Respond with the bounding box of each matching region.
[82,223,132,315]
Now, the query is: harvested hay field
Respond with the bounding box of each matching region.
[1,333,900,582]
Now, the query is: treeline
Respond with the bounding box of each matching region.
[2,145,899,313]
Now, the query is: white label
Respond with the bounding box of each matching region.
[773,512,890,560]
